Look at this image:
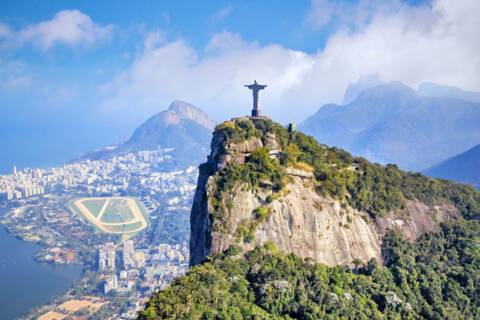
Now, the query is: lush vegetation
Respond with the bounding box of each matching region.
[235,206,272,243]
[139,220,480,320]
[150,208,190,244]
[209,118,480,220]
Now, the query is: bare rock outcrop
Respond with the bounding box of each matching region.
[209,176,382,266]
[375,200,460,241]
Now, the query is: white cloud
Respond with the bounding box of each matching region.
[143,29,166,51]
[2,10,113,50]
[1,75,32,90]
[160,12,171,25]
[99,0,480,125]
[305,0,407,30]
[305,0,340,29]
[0,23,12,38]
[205,31,252,53]
[0,59,33,90]
[210,6,233,24]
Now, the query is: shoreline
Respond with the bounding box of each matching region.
[0,224,84,320]
[0,220,86,266]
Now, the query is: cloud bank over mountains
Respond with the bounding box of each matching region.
[98,0,480,124]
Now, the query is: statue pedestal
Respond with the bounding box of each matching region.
[251,109,261,117]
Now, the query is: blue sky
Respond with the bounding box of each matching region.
[0,0,478,172]
[0,1,330,52]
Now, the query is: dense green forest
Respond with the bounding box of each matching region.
[140,220,480,319]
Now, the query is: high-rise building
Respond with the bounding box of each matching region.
[104,274,118,294]
[123,240,135,270]
[99,242,116,271]
[135,251,146,268]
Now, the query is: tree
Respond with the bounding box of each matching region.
[283,143,301,165]
[352,258,363,274]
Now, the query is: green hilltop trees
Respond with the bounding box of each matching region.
[140,221,480,319]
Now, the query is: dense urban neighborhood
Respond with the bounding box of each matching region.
[0,149,197,319]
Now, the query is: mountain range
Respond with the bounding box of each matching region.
[300,80,480,171]
[418,81,480,103]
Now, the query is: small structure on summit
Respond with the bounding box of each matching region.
[245,80,267,117]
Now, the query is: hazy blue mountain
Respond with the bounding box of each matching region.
[342,74,384,104]
[423,144,480,189]
[77,100,215,167]
[300,81,480,171]
[123,100,214,151]
[418,82,480,103]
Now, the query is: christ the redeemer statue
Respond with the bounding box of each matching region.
[245,80,267,117]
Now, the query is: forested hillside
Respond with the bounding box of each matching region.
[140,221,480,319]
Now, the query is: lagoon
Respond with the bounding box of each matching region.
[0,226,82,319]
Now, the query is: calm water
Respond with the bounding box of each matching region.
[0,226,83,319]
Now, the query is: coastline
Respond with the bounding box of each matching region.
[0,223,83,319]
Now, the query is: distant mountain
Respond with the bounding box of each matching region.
[300,81,480,171]
[418,82,480,103]
[122,100,214,151]
[78,100,215,167]
[343,74,384,104]
[423,144,480,189]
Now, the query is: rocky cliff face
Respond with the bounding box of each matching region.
[190,117,464,266]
